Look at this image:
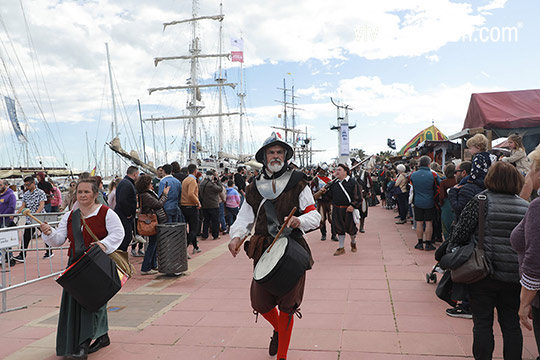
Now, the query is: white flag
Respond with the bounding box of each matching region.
[230,37,244,50]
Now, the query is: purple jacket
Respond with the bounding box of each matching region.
[511,197,540,307]
[0,188,16,215]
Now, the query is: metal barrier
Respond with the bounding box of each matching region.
[0,212,69,313]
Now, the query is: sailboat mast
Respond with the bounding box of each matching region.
[217,2,224,155]
[188,0,200,164]
[238,56,245,158]
[283,78,288,142]
[105,43,118,173]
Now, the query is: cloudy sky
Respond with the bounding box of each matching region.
[0,0,536,172]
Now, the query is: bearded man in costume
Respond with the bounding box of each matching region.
[228,133,321,360]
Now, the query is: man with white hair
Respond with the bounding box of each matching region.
[228,133,320,360]
[394,164,410,224]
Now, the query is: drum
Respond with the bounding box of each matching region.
[253,236,310,297]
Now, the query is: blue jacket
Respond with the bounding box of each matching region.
[158,175,182,212]
[410,167,439,209]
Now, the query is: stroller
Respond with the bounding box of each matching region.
[425,240,449,284]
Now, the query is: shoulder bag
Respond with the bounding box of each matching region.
[137,194,158,236]
[450,194,491,284]
[81,213,135,277]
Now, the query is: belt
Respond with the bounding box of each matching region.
[333,205,349,208]
[182,205,197,208]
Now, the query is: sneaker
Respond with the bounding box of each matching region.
[414,242,424,250]
[333,248,345,256]
[321,234,326,241]
[193,247,202,254]
[395,219,406,224]
[134,235,147,244]
[141,269,158,275]
[43,252,54,259]
[331,235,338,242]
[13,254,25,263]
[130,249,137,257]
[351,243,357,253]
[9,258,16,267]
[446,305,472,319]
[424,242,436,251]
[137,249,145,257]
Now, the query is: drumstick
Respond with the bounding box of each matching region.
[22,208,52,235]
[266,207,297,253]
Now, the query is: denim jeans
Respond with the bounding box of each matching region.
[141,234,158,272]
[165,206,181,224]
[219,203,227,231]
[226,206,239,227]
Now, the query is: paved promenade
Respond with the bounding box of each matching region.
[1,205,538,359]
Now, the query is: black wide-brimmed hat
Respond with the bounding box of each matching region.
[255,132,294,164]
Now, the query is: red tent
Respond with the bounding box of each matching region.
[463,89,540,152]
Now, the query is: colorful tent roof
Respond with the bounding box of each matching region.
[398,125,448,155]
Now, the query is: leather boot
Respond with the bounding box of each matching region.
[65,339,90,360]
[359,219,365,233]
[88,333,110,354]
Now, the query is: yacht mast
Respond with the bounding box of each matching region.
[105,43,118,174]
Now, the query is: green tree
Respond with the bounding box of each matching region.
[350,148,367,160]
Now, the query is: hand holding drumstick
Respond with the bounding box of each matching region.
[22,209,52,236]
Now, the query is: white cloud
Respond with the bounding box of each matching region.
[478,0,508,13]
[426,54,440,62]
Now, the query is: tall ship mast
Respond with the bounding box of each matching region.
[146,0,239,165]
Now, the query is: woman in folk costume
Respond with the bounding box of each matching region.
[41,179,124,360]
[228,133,321,360]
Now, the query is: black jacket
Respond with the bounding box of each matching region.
[447,181,484,219]
[114,176,137,218]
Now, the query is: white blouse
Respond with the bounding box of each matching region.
[230,186,321,240]
[42,205,124,254]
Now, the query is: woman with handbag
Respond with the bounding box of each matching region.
[40,179,124,360]
[135,174,169,275]
[448,162,528,360]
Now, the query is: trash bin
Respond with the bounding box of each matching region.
[156,223,188,274]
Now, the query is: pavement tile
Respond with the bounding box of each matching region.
[295,313,344,330]
[290,328,342,351]
[400,332,466,356]
[300,300,347,314]
[341,330,400,353]
[176,326,239,347]
[348,289,390,301]
[340,352,403,360]
[396,315,455,334]
[343,313,396,331]
[345,300,393,315]
[151,310,206,326]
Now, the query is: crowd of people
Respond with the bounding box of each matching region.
[375,133,540,360]
[4,131,540,360]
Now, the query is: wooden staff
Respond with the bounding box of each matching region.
[313,159,369,200]
[22,208,52,235]
[266,206,297,253]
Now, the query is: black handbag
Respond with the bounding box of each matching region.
[450,195,491,284]
[55,209,123,312]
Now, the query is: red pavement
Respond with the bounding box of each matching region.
[1,205,539,359]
